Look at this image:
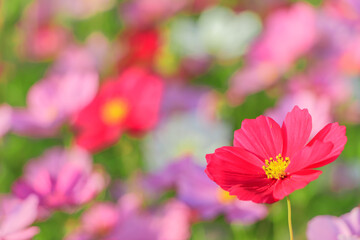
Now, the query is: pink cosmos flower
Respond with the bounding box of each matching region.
[12,147,106,215]
[12,46,99,137]
[307,207,360,240]
[266,81,332,137]
[206,106,347,204]
[0,195,39,240]
[66,194,191,240]
[249,2,318,70]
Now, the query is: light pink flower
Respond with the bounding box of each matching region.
[266,81,332,137]
[12,46,99,137]
[66,194,191,240]
[249,2,318,70]
[0,195,39,240]
[12,147,106,215]
[307,207,360,240]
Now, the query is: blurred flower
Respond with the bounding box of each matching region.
[266,80,332,137]
[171,7,261,61]
[53,0,115,19]
[12,147,106,215]
[146,158,268,223]
[307,207,360,240]
[144,112,231,171]
[66,194,191,240]
[118,28,161,69]
[12,46,99,137]
[121,0,188,27]
[20,0,70,61]
[249,2,318,70]
[227,63,279,104]
[206,106,347,203]
[0,104,12,138]
[73,67,163,152]
[0,195,39,240]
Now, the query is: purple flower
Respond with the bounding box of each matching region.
[307,207,360,240]
[12,147,107,216]
[0,195,39,240]
[12,46,99,137]
[145,158,268,224]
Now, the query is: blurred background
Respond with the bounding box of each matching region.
[0,0,360,239]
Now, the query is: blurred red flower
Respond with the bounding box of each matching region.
[205,106,347,204]
[72,67,163,152]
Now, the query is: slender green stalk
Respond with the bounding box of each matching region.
[286,196,294,240]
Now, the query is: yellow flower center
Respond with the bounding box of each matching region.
[262,154,290,180]
[217,188,236,204]
[101,98,128,125]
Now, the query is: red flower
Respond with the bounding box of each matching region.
[205,106,347,204]
[72,67,163,152]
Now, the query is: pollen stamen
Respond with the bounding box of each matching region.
[262,154,290,180]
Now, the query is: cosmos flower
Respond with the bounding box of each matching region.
[65,194,191,240]
[72,67,163,152]
[11,46,99,137]
[0,195,39,240]
[12,147,107,216]
[206,106,347,204]
[307,207,360,240]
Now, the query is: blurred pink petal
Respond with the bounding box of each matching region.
[249,2,318,70]
[12,147,107,213]
[0,195,39,239]
[0,104,12,138]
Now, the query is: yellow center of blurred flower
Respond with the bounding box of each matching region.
[101,98,128,125]
[217,188,236,204]
[262,154,290,180]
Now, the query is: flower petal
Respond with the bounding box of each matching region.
[206,146,265,186]
[273,169,322,200]
[307,215,351,240]
[306,122,347,169]
[228,178,279,204]
[234,115,283,161]
[286,140,333,173]
[281,106,312,158]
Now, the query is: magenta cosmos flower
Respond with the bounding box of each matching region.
[206,106,347,204]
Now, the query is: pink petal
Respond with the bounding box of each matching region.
[0,196,39,236]
[3,226,39,240]
[306,123,347,168]
[286,140,333,173]
[307,215,352,240]
[281,106,312,159]
[273,169,322,200]
[233,115,283,161]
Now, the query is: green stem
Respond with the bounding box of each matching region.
[286,196,294,240]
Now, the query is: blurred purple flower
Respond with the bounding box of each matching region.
[145,158,268,224]
[12,147,106,216]
[307,207,360,240]
[0,195,39,240]
[66,194,191,240]
[12,46,99,137]
[0,104,12,138]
